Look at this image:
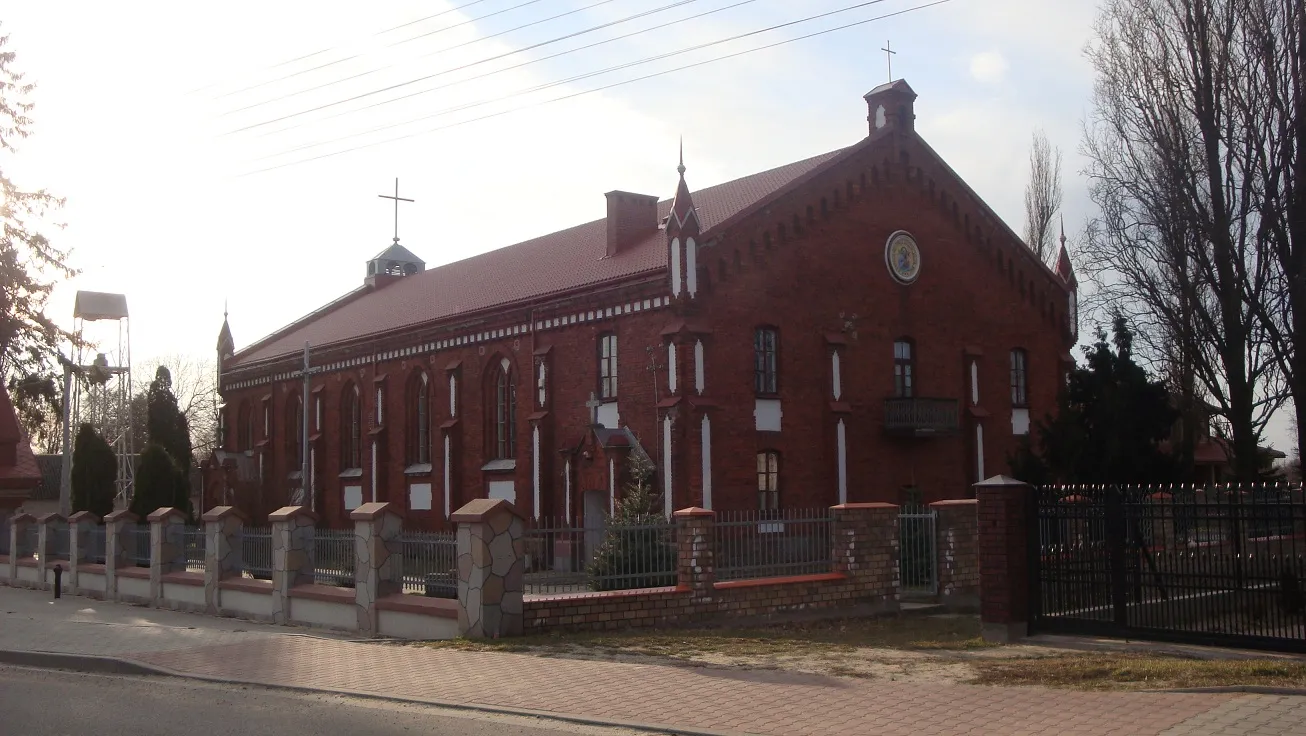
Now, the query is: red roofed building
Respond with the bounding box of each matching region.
[212,80,1078,529]
[0,382,42,519]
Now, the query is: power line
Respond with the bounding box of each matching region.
[240,0,953,176]
[246,0,730,139]
[247,0,898,157]
[221,0,636,117]
[228,0,894,137]
[187,0,503,97]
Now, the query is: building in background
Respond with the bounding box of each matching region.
[211,80,1078,529]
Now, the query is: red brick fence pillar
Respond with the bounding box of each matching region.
[974,475,1033,643]
[930,499,979,611]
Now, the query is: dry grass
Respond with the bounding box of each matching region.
[425,614,992,659]
[972,654,1306,691]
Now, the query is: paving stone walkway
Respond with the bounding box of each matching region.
[2,587,1303,735]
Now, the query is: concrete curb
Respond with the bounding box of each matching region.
[0,648,735,736]
[1149,685,1306,696]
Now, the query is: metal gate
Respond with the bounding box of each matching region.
[899,505,937,596]
[1031,484,1306,652]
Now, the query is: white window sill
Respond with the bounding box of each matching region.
[404,463,434,476]
[338,468,363,479]
[480,459,517,472]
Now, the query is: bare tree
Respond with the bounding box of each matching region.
[1080,0,1287,480]
[1023,129,1064,263]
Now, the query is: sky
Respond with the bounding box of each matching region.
[2,0,1294,453]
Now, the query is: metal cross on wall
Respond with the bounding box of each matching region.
[882,40,896,82]
[378,178,415,245]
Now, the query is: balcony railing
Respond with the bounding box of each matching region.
[884,397,960,437]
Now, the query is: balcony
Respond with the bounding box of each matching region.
[884,397,960,438]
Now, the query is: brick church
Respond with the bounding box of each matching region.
[207,79,1079,529]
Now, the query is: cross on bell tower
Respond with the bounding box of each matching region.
[881,40,897,82]
[378,178,415,245]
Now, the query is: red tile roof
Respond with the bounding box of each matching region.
[232,149,846,368]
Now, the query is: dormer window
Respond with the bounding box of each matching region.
[365,243,425,281]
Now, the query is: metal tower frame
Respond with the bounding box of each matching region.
[70,291,134,509]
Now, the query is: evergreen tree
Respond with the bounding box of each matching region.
[586,454,676,591]
[70,423,115,518]
[1011,317,1179,484]
[129,443,179,520]
[145,366,192,516]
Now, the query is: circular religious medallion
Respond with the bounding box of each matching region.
[885,230,921,285]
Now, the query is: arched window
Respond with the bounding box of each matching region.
[597,333,618,400]
[754,327,779,395]
[237,401,253,451]
[492,362,517,459]
[341,383,361,470]
[757,451,780,510]
[1010,349,1029,407]
[286,395,302,472]
[407,371,431,465]
[894,339,915,398]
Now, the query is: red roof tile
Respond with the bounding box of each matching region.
[232,150,845,368]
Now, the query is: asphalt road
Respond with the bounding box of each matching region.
[0,665,665,736]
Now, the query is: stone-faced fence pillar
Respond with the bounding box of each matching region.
[930,499,979,611]
[673,507,715,597]
[103,510,138,601]
[7,513,34,581]
[452,498,525,639]
[975,475,1034,643]
[68,511,101,593]
[148,507,188,604]
[269,505,317,625]
[351,502,405,635]
[831,503,900,612]
[202,506,247,614]
[36,512,65,589]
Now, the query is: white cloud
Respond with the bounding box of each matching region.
[969,52,1009,84]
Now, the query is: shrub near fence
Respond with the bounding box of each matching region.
[714,509,833,582]
[524,518,677,595]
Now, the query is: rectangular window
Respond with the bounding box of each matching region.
[598,333,618,399]
[894,340,914,398]
[754,327,778,395]
[1010,349,1029,406]
[758,451,780,510]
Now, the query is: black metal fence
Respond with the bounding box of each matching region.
[524,518,677,596]
[87,526,107,564]
[314,529,355,587]
[20,525,37,558]
[899,505,938,595]
[714,509,833,582]
[0,524,9,557]
[51,521,70,560]
[400,531,457,597]
[183,527,205,573]
[242,527,273,579]
[126,525,151,567]
[1032,484,1306,652]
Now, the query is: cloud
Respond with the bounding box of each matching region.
[969,52,1009,84]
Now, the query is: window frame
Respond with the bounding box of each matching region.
[757,450,780,511]
[407,370,431,465]
[237,401,253,451]
[893,338,915,399]
[493,366,517,460]
[754,326,779,396]
[1010,348,1029,407]
[341,383,362,470]
[285,395,303,472]
[597,332,618,400]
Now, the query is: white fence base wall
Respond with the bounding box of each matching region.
[218,589,274,620]
[377,609,458,640]
[78,572,107,595]
[116,575,151,603]
[15,566,40,585]
[162,583,206,610]
[45,566,74,592]
[289,596,356,631]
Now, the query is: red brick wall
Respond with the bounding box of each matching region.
[219,126,1072,529]
[931,499,980,609]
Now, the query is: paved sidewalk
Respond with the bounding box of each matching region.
[2,587,1303,736]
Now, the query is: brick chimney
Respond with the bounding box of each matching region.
[605,191,659,257]
[864,79,917,135]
